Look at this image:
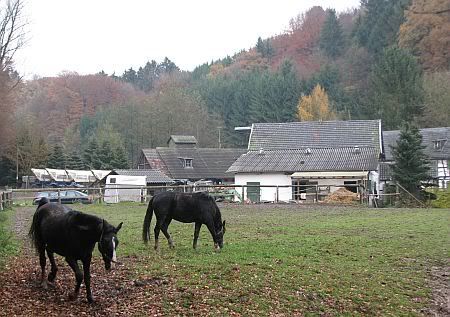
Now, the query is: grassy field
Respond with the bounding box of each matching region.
[0,209,19,268]
[60,202,449,316]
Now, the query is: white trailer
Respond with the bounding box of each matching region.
[104,175,146,203]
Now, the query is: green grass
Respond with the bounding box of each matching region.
[0,210,20,268]
[37,203,450,315]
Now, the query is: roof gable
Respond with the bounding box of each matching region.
[383,127,450,160]
[140,147,247,180]
[248,120,382,151]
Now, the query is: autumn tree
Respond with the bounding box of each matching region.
[319,9,345,58]
[297,84,336,121]
[0,0,26,149]
[398,0,450,71]
[418,71,450,128]
[8,114,49,177]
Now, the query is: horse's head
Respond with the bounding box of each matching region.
[215,220,226,249]
[98,220,123,270]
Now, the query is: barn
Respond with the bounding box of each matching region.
[227,120,382,202]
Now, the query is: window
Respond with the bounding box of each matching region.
[179,158,193,168]
[433,140,447,150]
[110,178,116,184]
[184,158,193,168]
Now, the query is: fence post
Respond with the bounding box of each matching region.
[276,186,279,203]
[57,189,61,204]
[315,185,319,203]
[241,186,245,205]
[0,192,3,211]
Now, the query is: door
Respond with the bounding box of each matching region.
[246,182,260,203]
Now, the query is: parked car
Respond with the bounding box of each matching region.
[33,190,92,205]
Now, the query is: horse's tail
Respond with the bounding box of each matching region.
[142,196,154,244]
[29,198,49,251]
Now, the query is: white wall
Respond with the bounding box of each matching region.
[234,173,292,202]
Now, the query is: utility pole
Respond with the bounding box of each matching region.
[218,126,222,149]
[16,145,19,187]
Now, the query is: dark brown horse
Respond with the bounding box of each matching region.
[29,197,123,303]
[142,191,225,251]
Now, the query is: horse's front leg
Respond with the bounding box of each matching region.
[193,222,202,249]
[66,257,83,301]
[81,256,94,303]
[46,250,58,284]
[205,221,220,251]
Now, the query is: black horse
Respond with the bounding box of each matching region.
[29,197,123,303]
[142,191,225,251]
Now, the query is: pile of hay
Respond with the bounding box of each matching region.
[323,188,359,204]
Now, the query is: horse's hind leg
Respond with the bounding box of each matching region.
[161,218,174,248]
[154,222,161,250]
[46,250,58,283]
[38,248,48,289]
[66,257,83,301]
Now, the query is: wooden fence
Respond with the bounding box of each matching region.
[0,191,13,211]
[7,184,380,206]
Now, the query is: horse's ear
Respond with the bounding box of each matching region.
[222,220,226,234]
[116,222,123,233]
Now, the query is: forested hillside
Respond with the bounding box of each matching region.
[1,0,449,185]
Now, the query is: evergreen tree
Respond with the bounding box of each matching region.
[111,146,129,169]
[390,123,429,194]
[256,37,274,58]
[249,60,301,123]
[98,140,114,170]
[353,0,411,56]
[47,145,66,169]
[369,46,423,130]
[66,150,85,170]
[82,139,101,169]
[319,9,345,58]
[121,67,138,85]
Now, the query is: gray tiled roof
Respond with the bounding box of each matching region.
[248,120,381,151]
[227,147,379,173]
[383,127,450,161]
[141,148,247,180]
[112,169,173,184]
[169,135,198,144]
[379,161,438,181]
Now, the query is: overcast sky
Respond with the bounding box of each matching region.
[16,0,360,78]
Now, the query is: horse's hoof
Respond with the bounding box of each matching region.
[87,297,94,304]
[68,292,78,301]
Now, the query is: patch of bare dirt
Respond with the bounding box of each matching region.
[423,265,450,317]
